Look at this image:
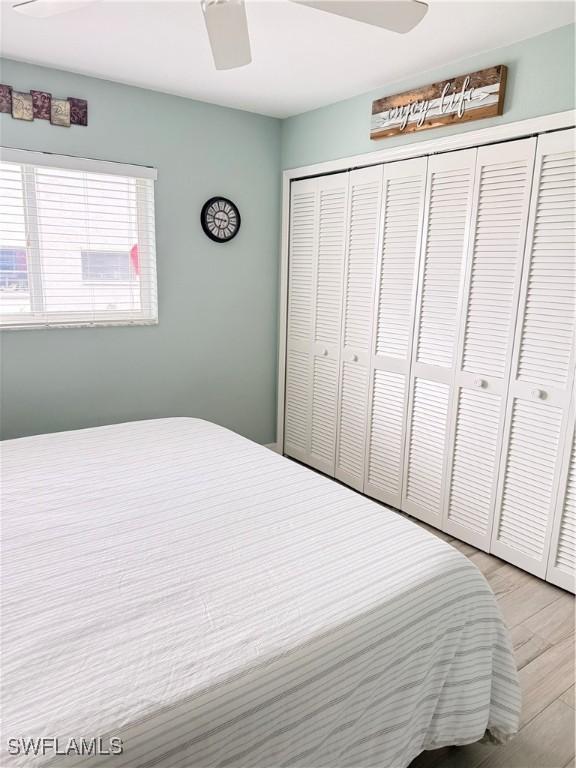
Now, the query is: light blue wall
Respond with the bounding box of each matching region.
[0,59,281,442]
[281,24,576,169]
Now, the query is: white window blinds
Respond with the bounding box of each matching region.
[0,148,158,329]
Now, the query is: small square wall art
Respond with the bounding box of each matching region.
[69,97,88,126]
[0,85,12,114]
[31,90,52,120]
[51,98,71,127]
[12,91,33,121]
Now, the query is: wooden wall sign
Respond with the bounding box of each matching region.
[370,65,507,140]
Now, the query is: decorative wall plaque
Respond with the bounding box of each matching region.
[12,91,33,121]
[51,98,71,127]
[69,97,88,126]
[371,65,507,140]
[31,90,52,120]
[0,85,13,114]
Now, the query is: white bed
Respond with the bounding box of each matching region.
[1,418,520,768]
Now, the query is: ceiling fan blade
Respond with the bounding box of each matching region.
[12,0,97,17]
[201,0,252,71]
[291,0,428,33]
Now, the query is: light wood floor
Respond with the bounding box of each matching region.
[407,518,575,768]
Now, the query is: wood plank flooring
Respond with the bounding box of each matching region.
[408,519,575,768]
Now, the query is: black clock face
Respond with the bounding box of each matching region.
[201,197,240,242]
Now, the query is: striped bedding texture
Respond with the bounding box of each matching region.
[1,418,520,768]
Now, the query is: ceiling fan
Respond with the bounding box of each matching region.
[11,0,429,70]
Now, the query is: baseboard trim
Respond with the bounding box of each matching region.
[264,442,281,454]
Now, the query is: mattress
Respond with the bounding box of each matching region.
[1,418,521,768]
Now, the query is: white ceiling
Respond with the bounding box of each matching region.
[0,0,574,118]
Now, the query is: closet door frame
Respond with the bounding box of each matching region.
[276,110,573,454]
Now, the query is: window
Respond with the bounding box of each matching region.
[0,149,157,329]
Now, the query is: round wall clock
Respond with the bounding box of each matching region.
[201,197,241,243]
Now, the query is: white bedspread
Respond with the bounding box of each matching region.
[1,418,520,768]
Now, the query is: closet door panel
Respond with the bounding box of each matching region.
[284,174,349,473]
[309,174,349,474]
[403,149,477,526]
[547,402,576,592]
[491,128,576,575]
[365,156,427,506]
[444,138,537,549]
[335,165,383,491]
[284,179,318,462]
[405,376,451,517]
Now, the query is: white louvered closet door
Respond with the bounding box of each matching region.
[402,149,477,527]
[364,157,427,507]
[284,178,318,463]
[284,174,349,473]
[335,165,384,491]
[308,173,349,474]
[443,138,537,550]
[547,395,576,592]
[491,128,576,577]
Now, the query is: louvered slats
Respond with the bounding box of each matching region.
[310,356,339,464]
[417,163,474,368]
[517,151,576,387]
[315,186,347,346]
[284,349,310,454]
[496,399,563,560]
[555,435,576,575]
[343,179,381,352]
[448,389,501,535]
[287,188,315,343]
[337,166,383,490]
[337,361,370,481]
[376,172,424,359]
[366,370,405,499]
[406,378,450,515]
[463,157,533,378]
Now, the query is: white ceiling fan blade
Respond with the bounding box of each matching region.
[201,0,252,71]
[11,0,97,17]
[291,0,428,33]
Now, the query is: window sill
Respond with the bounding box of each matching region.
[0,318,158,331]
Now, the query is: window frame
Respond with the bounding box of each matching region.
[0,147,158,330]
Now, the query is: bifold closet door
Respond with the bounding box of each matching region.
[335,165,384,491]
[547,397,576,592]
[284,173,349,473]
[364,156,427,508]
[442,137,537,550]
[402,149,477,527]
[491,128,576,577]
